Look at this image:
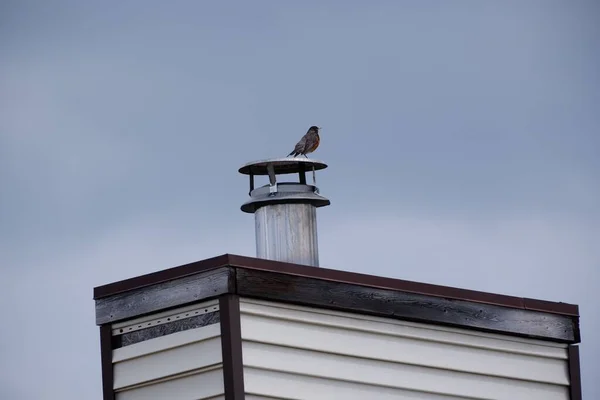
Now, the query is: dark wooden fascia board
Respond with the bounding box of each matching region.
[568,345,583,400]
[96,266,234,325]
[100,325,115,400]
[93,253,579,342]
[93,253,578,318]
[227,254,579,317]
[219,294,245,400]
[93,254,231,299]
[522,297,579,317]
[236,268,578,343]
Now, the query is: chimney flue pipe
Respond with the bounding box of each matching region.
[239,158,330,267]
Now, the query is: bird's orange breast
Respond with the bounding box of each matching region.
[308,134,320,152]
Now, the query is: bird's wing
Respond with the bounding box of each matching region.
[302,133,316,153]
[294,135,307,153]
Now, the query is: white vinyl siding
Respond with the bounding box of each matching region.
[245,395,290,400]
[239,298,570,400]
[115,367,224,400]
[112,300,224,400]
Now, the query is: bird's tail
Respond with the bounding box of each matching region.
[287,151,296,157]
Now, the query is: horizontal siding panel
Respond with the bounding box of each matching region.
[243,341,568,400]
[240,299,567,358]
[240,313,568,384]
[113,323,220,363]
[116,367,224,400]
[244,367,471,400]
[114,336,222,389]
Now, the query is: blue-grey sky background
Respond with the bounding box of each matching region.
[1,1,598,398]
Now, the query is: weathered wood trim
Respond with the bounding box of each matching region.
[113,310,221,349]
[568,345,582,400]
[236,268,577,343]
[220,295,245,400]
[95,267,233,325]
[100,325,115,400]
[94,254,230,299]
[228,254,579,317]
[94,253,579,318]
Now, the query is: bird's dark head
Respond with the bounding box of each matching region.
[309,126,320,132]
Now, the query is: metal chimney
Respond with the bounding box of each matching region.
[239,158,330,267]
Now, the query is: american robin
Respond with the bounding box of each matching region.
[287,126,321,157]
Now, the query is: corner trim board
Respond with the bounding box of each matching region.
[219,295,245,399]
[100,325,115,400]
[568,345,582,400]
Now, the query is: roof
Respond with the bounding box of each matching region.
[93,253,580,343]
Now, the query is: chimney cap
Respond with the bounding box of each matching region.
[238,157,327,176]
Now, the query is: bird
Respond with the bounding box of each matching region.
[287,126,321,158]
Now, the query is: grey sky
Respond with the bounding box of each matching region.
[1,1,598,398]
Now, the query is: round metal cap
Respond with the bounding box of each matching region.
[239,157,328,176]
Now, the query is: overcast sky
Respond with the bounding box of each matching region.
[1,1,598,398]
